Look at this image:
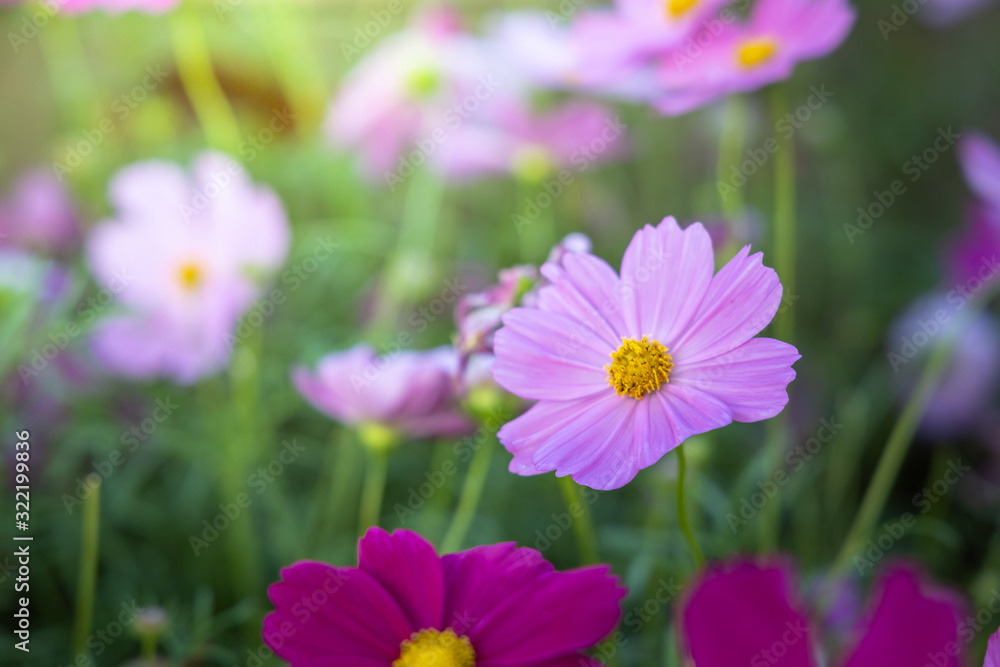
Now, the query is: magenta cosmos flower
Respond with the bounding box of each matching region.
[680,558,967,666]
[264,527,626,667]
[654,0,855,115]
[987,627,1000,667]
[293,345,474,439]
[491,217,798,490]
[87,152,289,384]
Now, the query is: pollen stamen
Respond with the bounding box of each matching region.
[393,628,476,667]
[736,38,779,69]
[177,261,203,291]
[606,336,673,400]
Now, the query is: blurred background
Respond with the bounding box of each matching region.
[2,0,1000,665]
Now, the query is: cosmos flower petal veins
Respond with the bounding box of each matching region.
[491,217,799,490]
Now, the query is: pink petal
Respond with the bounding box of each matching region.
[679,558,816,667]
[357,528,445,632]
[672,337,799,422]
[536,251,628,347]
[960,132,1000,210]
[986,627,1000,667]
[840,564,967,667]
[492,308,612,401]
[671,245,783,364]
[619,218,714,345]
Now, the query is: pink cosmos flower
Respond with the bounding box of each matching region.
[87,152,289,384]
[325,9,510,182]
[491,217,799,490]
[263,527,626,667]
[680,559,966,667]
[0,169,79,255]
[293,345,474,439]
[432,101,626,182]
[654,0,856,115]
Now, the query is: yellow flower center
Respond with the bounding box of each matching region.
[511,144,554,183]
[177,261,203,291]
[665,0,700,18]
[736,38,778,69]
[606,336,673,400]
[393,629,476,667]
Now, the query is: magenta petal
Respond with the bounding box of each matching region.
[840,564,966,667]
[672,245,783,364]
[357,527,445,632]
[468,564,625,664]
[441,542,555,633]
[619,218,714,344]
[680,559,816,667]
[264,561,412,664]
[673,337,800,422]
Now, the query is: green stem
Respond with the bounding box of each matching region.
[676,445,705,568]
[141,632,157,663]
[169,7,241,152]
[759,84,797,552]
[831,336,958,573]
[558,476,600,565]
[359,447,390,535]
[310,429,361,549]
[441,437,496,553]
[717,95,748,224]
[72,474,101,658]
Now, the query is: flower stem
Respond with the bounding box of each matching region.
[441,436,496,553]
[358,446,390,536]
[558,475,600,564]
[72,474,101,658]
[169,7,241,152]
[676,445,705,568]
[717,95,748,224]
[759,84,797,552]
[310,429,361,549]
[832,335,957,573]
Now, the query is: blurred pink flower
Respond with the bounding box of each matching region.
[292,344,474,439]
[680,559,967,667]
[987,626,1000,667]
[959,132,1000,210]
[653,0,855,115]
[87,152,289,384]
[0,169,79,255]
[325,9,514,182]
[432,101,627,182]
[918,0,997,26]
